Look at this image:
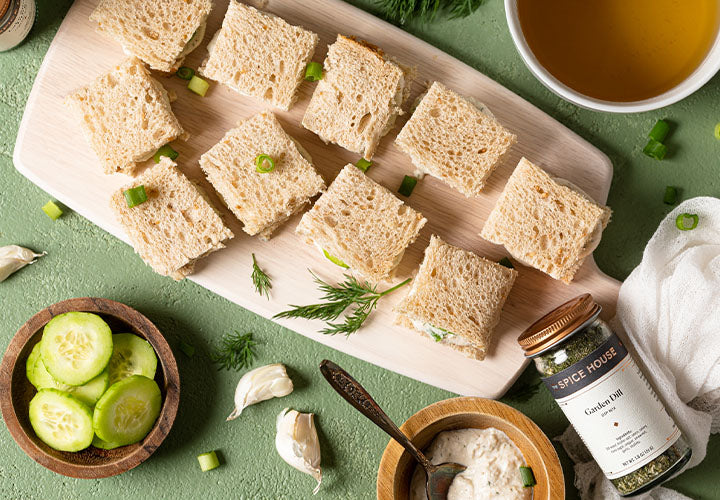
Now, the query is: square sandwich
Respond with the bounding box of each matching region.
[296,164,426,282]
[90,0,212,72]
[198,1,318,110]
[395,81,517,197]
[480,158,612,283]
[200,111,325,239]
[65,57,185,176]
[110,157,233,280]
[395,235,517,360]
[302,35,412,159]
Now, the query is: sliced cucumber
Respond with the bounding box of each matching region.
[91,434,123,450]
[30,353,110,407]
[107,333,158,386]
[41,312,113,386]
[29,389,94,452]
[93,375,161,446]
[25,342,44,388]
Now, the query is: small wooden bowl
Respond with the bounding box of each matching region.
[0,297,180,478]
[377,397,564,500]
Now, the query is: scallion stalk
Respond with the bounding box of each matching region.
[154,144,179,163]
[499,257,514,269]
[304,62,323,82]
[643,139,667,161]
[255,154,276,173]
[41,201,63,220]
[176,67,195,81]
[675,213,698,231]
[519,466,536,487]
[663,186,677,205]
[197,451,220,471]
[648,120,670,142]
[714,123,720,140]
[355,158,372,172]
[124,185,148,208]
[188,75,210,96]
[398,175,418,197]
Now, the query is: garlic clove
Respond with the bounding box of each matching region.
[0,245,46,282]
[275,408,322,495]
[227,363,293,420]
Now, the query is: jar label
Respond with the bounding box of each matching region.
[542,334,680,479]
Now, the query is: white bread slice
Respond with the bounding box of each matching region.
[64,57,185,176]
[198,1,318,111]
[395,235,517,360]
[480,158,612,284]
[90,0,212,72]
[199,111,325,239]
[110,158,233,280]
[296,164,426,282]
[395,82,517,197]
[302,35,413,159]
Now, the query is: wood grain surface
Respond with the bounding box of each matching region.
[13,0,620,397]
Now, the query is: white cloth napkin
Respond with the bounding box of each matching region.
[557,197,720,499]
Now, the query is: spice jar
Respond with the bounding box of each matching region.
[518,294,691,497]
[0,0,36,52]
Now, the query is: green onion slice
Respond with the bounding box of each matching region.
[519,466,536,488]
[176,67,195,81]
[714,123,720,140]
[255,154,276,173]
[675,213,698,231]
[197,451,220,472]
[643,139,667,161]
[323,248,349,268]
[41,201,63,220]
[124,185,148,208]
[188,75,210,97]
[398,175,418,197]
[498,257,514,269]
[648,119,670,142]
[304,62,323,82]
[663,186,677,205]
[154,144,179,163]
[355,158,372,172]
[179,340,195,357]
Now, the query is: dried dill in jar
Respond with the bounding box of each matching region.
[518,294,691,497]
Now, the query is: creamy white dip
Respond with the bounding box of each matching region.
[409,428,532,500]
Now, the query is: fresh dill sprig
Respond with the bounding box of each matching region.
[274,272,412,336]
[378,0,483,23]
[210,331,257,371]
[251,253,272,299]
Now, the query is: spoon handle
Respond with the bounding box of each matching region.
[320,359,432,469]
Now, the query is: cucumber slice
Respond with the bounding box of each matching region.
[41,312,113,386]
[107,333,158,386]
[28,389,94,452]
[93,375,161,446]
[25,342,44,388]
[91,434,123,450]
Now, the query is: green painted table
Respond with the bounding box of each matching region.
[1,1,718,499]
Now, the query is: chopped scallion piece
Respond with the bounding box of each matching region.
[188,75,210,96]
[176,66,195,81]
[714,123,720,140]
[41,201,63,220]
[643,139,667,161]
[323,248,349,268]
[398,175,418,197]
[255,154,276,173]
[663,186,677,205]
[179,340,195,358]
[648,119,670,142]
[499,257,514,269]
[519,466,536,487]
[304,62,323,82]
[124,185,148,208]
[675,213,698,231]
[197,451,220,472]
[154,144,179,163]
[355,158,372,172]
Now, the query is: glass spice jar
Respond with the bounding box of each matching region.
[0,0,36,52]
[518,294,692,497]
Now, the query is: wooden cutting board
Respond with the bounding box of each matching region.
[13,0,621,397]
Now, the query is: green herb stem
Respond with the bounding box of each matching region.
[251,253,272,299]
[210,331,257,371]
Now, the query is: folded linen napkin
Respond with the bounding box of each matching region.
[558,197,720,499]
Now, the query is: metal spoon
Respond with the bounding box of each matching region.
[320,359,466,500]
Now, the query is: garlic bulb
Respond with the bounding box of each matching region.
[275,408,322,495]
[0,245,46,282]
[227,363,293,420]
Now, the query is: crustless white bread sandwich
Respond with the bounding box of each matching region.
[395,81,517,197]
[395,235,517,360]
[296,164,426,282]
[198,1,318,110]
[200,111,325,239]
[64,57,185,176]
[302,35,413,159]
[480,158,612,284]
[90,0,212,72]
[110,158,233,280]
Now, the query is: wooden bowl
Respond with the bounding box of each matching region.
[377,397,564,500]
[0,297,180,478]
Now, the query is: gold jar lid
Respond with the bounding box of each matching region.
[517,293,602,357]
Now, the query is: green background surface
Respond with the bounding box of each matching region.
[1,1,719,499]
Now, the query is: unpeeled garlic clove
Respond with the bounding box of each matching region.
[275,408,322,495]
[227,363,293,420]
[0,245,46,282]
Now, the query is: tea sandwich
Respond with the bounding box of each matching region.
[90,0,212,72]
[296,164,426,282]
[480,158,611,284]
[64,57,185,176]
[302,35,413,159]
[395,81,517,197]
[199,111,325,239]
[110,158,233,280]
[199,1,318,110]
[395,235,517,361]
